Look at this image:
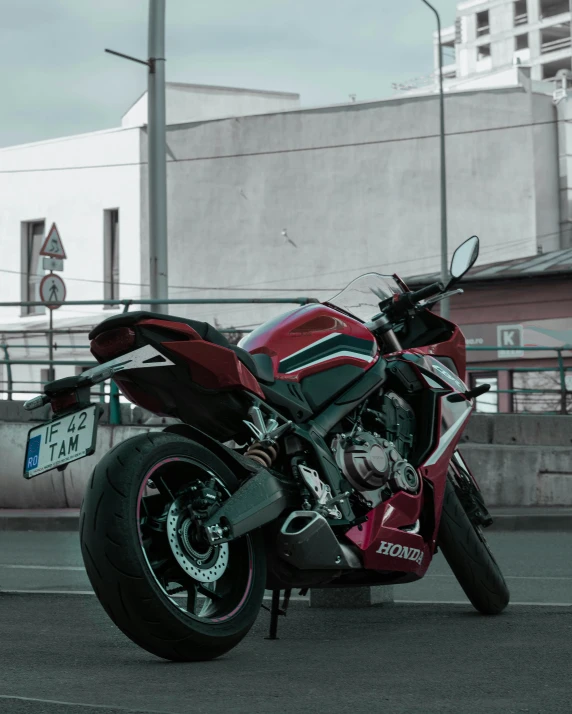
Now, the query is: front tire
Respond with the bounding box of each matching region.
[438,479,509,615]
[80,432,266,661]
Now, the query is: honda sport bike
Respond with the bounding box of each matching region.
[23,235,509,661]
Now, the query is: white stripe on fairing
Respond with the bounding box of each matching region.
[424,375,445,390]
[285,350,375,374]
[424,407,472,466]
[282,332,343,362]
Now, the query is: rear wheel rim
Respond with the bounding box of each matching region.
[136,456,254,623]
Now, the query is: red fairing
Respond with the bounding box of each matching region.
[345,490,430,575]
[240,304,378,382]
[138,318,202,340]
[163,340,265,399]
[416,321,467,379]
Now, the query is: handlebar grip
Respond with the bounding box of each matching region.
[408,281,445,303]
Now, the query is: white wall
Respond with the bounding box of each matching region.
[0,127,143,393]
[136,88,555,333]
[122,83,301,128]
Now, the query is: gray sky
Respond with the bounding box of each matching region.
[0,0,458,148]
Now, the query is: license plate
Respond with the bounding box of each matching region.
[23,405,98,479]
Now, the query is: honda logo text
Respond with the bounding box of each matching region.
[376,541,424,565]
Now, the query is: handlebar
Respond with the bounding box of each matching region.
[408,281,445,303]
[388,281,445,318]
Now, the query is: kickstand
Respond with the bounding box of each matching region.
[262,589,292,640]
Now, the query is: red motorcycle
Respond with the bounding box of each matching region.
[23,235,509,661]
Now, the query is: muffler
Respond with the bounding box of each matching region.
[203,468,298,544]
[276,511,362,570]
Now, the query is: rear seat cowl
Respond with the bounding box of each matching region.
[89,311,274,385]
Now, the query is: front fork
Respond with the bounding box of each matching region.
[449,451,493,529]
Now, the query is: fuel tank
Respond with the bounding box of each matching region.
[240,304,379,400]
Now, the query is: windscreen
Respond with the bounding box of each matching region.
[325,273,403,322]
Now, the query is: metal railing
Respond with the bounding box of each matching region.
[0,295,570,417]
[0,296,317,423]
[466,345,572,415]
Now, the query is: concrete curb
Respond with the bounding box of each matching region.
[0,510,80,532]
[0,508,571,532]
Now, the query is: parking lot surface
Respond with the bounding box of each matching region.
[0,530,570,713]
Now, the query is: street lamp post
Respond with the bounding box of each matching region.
[148,0,169,314]
[105,0,169,315]
[421,0,449,319]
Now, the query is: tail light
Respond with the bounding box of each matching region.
[91,327,136,360]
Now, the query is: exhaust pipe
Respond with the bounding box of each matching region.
[204,468,298,544]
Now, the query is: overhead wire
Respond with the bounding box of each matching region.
[0,118,569,175]
[0,232,555,293]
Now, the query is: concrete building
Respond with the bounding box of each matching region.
[0,76,571,402]
[436,0,572,89]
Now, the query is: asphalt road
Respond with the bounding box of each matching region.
[1,531,571,605]
[0,531,570,714]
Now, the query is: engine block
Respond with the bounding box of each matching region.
[331,432,420,495]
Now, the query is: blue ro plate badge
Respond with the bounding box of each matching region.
[23,404,99,479]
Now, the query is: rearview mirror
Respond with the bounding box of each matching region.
[450,236,479,284]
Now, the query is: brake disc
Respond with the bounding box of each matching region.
[166,499,229,583]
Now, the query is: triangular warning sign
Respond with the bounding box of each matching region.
[39,223,66,259]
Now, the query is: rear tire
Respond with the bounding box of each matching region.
[438,479,509,615]
[80,432,266,661]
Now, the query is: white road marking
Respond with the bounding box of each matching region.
[0,564,84,571]
[0,589,95,595]
[0,694,178,714]
[394,599,572,607]
[2,565,571,582]
[423,574,572,581]
[1,589,570,607]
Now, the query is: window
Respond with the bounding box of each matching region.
[512,371,571,413]
[103,209,119,303]
[515,33,529,50]
[441,39,456,65]
[542,56,572,79]
[477,44,491,61]
[541,23,571,54]
[514,0,528,26]
[21,220,45,316]
[476,10,490,36]
[470,374,499,413]
[540,0,569,20]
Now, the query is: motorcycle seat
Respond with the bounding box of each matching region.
[89,311,275,385]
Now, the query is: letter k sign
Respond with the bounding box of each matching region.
[497,324,524,358]
[501,330,515,346]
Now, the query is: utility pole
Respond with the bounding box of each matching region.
[105,0,169,314]
[421,0,449,319]
[148,0,169,314]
